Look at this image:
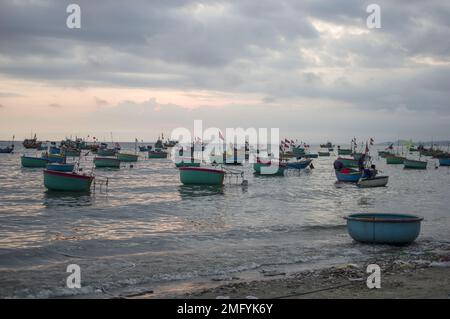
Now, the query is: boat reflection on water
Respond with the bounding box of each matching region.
[178,185,225,199]
[43,191,95,208]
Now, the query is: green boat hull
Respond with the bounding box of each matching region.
[253,162,286,176]
[21,156,48,168]
[94,157,121,168]
[179,167,225,185]
[404,159,427,169]
[44,170,93,192]
[318,151,330,157]
[386,156,405,164]
[116,153,138,162]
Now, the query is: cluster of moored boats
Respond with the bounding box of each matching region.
[4,135,449,194]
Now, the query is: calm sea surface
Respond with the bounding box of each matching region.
[0,142,449,298]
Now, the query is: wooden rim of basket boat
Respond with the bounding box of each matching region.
[344,214,423,223]
[44,169,94,180]
[179,167,225,174]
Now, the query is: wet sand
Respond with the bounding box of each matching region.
[174,243,450,299]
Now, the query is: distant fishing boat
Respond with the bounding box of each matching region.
[46,163,75,172]
[335,168,362,183]
[320,142,334,148]
[179,167,225,185]
[253,161,287,176]
[286,158,312,169]
[23,134,42,149]
[403,158,427,169]
[94,157,121,168]
[21,155,48,168]
[357,176,389,188]
[43,169,94,192]
[116,153,139,162]
[163,139,178,148]
[148,149,168,159]
[318,151,330,157]
[344,213,423,245]
[0,135,15,153]
[386,155,405,164]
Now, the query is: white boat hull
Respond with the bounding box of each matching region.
[357,176,389,188]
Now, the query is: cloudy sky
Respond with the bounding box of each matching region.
[0,0,449,142]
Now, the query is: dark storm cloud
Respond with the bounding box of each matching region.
[0,0,449,116]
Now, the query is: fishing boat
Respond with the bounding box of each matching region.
[344,213,423,245]
[0,146,14,153]
[23,134,42,149]
[21,155,48,168]
[286,158,312,169]
[386,155,405,164]
[179,167,225,185]
[42,153,66,164]
[292,146,306,157]
[335,168,362,183]
[46,163,75,172]
[318,151,330,157]
[0,136,15,153]
[43,169,94,192]
[148,149,168,159]
[253,161,287,176]
[335,157,359,168]
[320,142,334,148]
[357,176,389,188]
[94,157,121,168]
[116,152,139,162]
[403,158,427,169]
[438,157,450,166]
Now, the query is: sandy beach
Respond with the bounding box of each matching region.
[173,242,450,299]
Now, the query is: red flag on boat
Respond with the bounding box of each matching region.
[219,131,225,141]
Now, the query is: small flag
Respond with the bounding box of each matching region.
[219,131,225,141]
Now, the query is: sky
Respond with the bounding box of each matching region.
[0,0,449,143]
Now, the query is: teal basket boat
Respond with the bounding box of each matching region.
[403,159,427,169]
[94,157,121,168]
[253,162,287,176]
[44,169,94,192]
[344,213,423,245]
[179,167,225,185]
[21,155,48,168]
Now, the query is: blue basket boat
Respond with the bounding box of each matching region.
[286,159,312,169]
[344,213,423,245]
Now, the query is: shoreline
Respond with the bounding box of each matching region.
[153,241,450,299]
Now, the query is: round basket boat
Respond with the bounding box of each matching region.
[344,213,423,245]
